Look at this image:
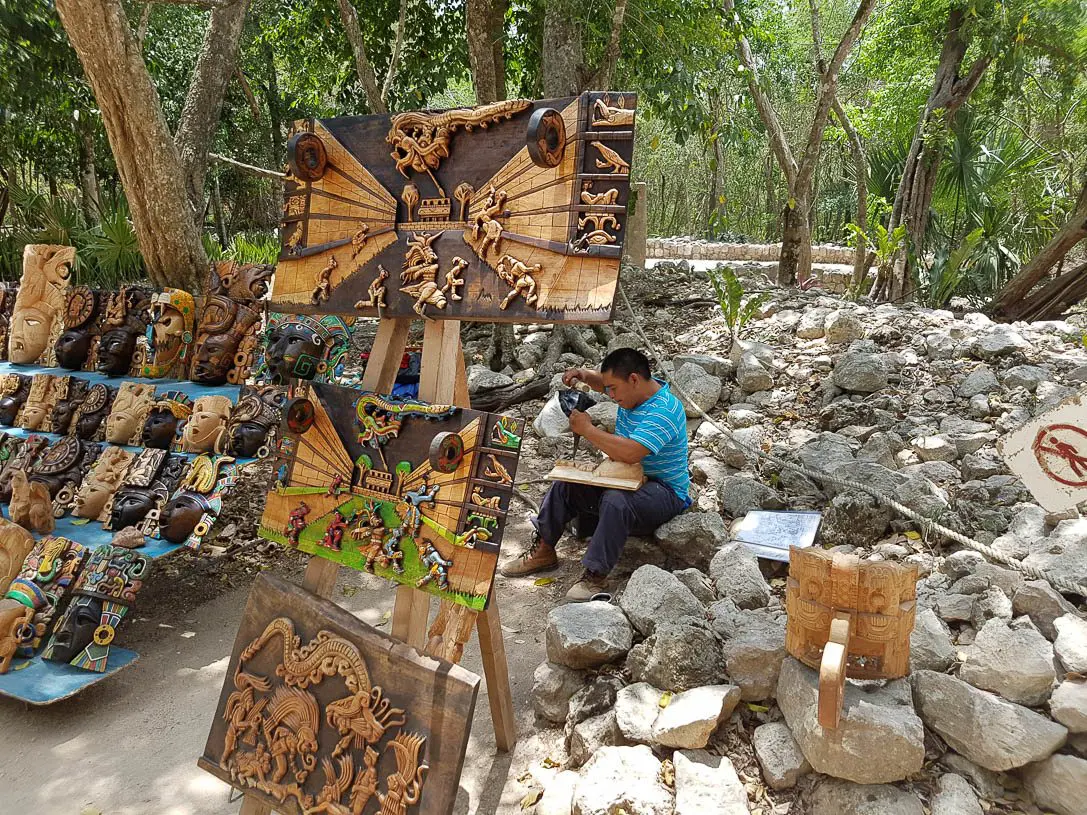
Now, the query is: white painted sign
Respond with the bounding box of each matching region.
[731,510,823,562]
[998,389,1087,513]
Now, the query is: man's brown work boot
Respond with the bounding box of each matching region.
[565,569,608,601]
[499,538,559,577]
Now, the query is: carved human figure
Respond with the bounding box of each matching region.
[51,378,89,435]
[441,257,468,301]
[72,446,133,520]
[224,386,281,458]
[494,254,540,309]
[96,287,152,376]
[182,395,234,453]
[141,392,193,450]
[18,374,60,431]
[0,375,30,427]
[105,382,157,446]
[9,244,73,364]
[54,286,103,370]
[262,315,351,384]
[190,295,262,386]
[72,383,116,441]
[141,288,196,379]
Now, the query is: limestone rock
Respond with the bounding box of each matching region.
[825,310,865,345]
[673,749,748,815]
[615,682,665,742]
[650,684,740,749]
[1054,614,1087,673]
[532,662,586,723]
[930,773,983,815]
[467,364,514,392]
[569,711,628,770]
[796,307,831,339]
[910,607,956,673]
[956,366,999,398]
[970,326,1031,359]
[752,721,810,790]
[586,401,618,432]
[911,670,1067,771]
[809,779,923,815]
[672,568,715,605]
[1050,679,1087,733]
[737,352,774,393]
[939,754,1005,801]
[674,362,723,418]
[777,657,924,783]
[546,601,633,669]
[674,353,729,378]
[709,542,771,609]
[834,352,889,393]
[1002,364,1050,391]
[572,745,673,815]
[1013,581,1078,641]
[1023,754,1087,815]
[653,513,729,571]
[537,770,579,815]
[720,609,787,701]
[959,617,1057,706]
[565,675,623,735]
[717,475,785,518]
[618,565,705,637]
[631,623,727,692]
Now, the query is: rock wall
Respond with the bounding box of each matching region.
[647,237,859,266]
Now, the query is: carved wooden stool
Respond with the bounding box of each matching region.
[785,546,918,728]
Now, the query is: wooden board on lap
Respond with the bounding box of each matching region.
[272,92,637,324]
[198,572,479,815]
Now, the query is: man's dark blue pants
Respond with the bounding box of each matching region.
[532,479,686,575]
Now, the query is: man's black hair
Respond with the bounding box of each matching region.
[601,347,652,380]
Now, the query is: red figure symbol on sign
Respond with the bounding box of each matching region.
[1033,424,1087,487]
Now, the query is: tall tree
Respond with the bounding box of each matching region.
[336,0,410,114]
[54,0,208,289]
[541,0,629,96]
[722,0,876,286]
[466,0,506,105]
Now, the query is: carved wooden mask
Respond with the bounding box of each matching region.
[9,244,73,364]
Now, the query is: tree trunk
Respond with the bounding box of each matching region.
[542,0,584,96]
[263,40,283,162]
[55,0,208,291]
[778,195,811,286]
[882,8,992,302]
[465,0,507,105]
[587,0,628,88]
[211,170,228,247]
[336,0,387,114]
[1008,260,1087,322]
[832,97,869,288]
[175,0,250,223]
[989,178,1087,321]
[75,115,101,225]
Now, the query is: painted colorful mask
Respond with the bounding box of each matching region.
[190,295,262,386]
[141,288,196,379]
[158,453,237,549]
[258,313,352,384]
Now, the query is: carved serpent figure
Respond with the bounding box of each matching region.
[241,617,371,694]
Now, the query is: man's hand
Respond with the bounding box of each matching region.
[562,367,604,392]
[569,409,592,436]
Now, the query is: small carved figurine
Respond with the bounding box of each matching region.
[0,434,47,502]
[43,545,150,672]
[9,244,73,364]
[182,395,233,454]
[0,518,34,597]
[10,469,54,534]
[72,445,134,521]
[54,286,105,370]
[0,374,31,426]
[105,381,157,446]
[141,288,196,379]
[190,294,263,386]
[141,390,193,450]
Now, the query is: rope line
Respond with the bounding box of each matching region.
[615,283,1087,598]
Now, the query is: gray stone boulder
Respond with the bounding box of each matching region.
[752,721,810,790]
[970,326,1031,359]
[930,773,983,815]
[825,309,865,345]
[798,433,857,473]
[1054,613,1087,673]
[822,491,894,547]
[1022,519,1087,592]
[809,779,923,815]
[467,364,514,392]
[586,400,618,432]
[956,365,999,398]
[959,617,1057,706]
[911,670,1068,771]
[1023,754,1087,815]
[569,710,627,769]
[834,352,889,393]
[718,607,787,701]
[674,362,723,418]
[546,601,633,669]
[797,307,831,339]
[672,568,715,605]
[653,512,729,570]
[619,565,705,637]
[572,745,673,815]
[736,351,774,393]
[532,662,586,723]
[911,435,958,463]
[565,675,624,736]
[777,657,924,784]
[674,749,749,815]
[717,475,785,518]
[651,684,741,749]
[674,353,729,378]
[910,607,956,673]
[939,754,1006,800]
[1003,364,1050,391]
[628,622,727,692]
[1050,679,1087,733]
[709,542,771,609]
[1013,581,1078,641]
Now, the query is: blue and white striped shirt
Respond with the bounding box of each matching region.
[615,380,691,505]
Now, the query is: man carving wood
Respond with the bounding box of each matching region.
[501,349,690,600]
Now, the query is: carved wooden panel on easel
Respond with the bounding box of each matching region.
[785,546,917,680]
[198,572,479,815]
[270,92,637,324]
[258,381,525,611]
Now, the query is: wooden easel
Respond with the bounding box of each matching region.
[240,316,516,815]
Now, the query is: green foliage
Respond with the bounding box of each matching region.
[708,265,769,339]
[918,227,985,308]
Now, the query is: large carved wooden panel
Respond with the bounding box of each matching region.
[258,381,524,611]
[198,572,479,815]
[271,92,637,323]
[785,546,917,679]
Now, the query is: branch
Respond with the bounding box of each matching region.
[808,0,826,71]
[381,0,409,104]
[235,68,262,121]
[948,54,992,112]
[589,0,629,89]
[722,0,798,187]
[336,0,387,114]
[209,152,285,180]
[137,3,154,48]
[826,0,874,78]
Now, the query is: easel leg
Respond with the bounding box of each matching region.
[392,584,430,650]
[476,594,518,751]
[239,796,271,815]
